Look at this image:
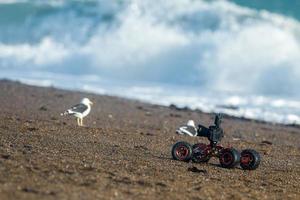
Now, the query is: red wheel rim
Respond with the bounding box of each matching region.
[221,152,233,165]
[241,153,253,166]
[175,145,189,160]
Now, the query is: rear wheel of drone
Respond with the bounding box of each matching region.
[240,149,261,170]
[219,148,240,168]
[172,141,192,162]
[192,143,211,163]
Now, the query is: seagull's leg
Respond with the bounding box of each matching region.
[81,118,84,126]
[77,118,80,126]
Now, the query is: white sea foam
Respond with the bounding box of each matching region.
[0,37,70,66]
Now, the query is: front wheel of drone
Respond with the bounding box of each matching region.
[192,143,211,163]
[219,148,240,168]
[240,149,261,170]
[172,141,192,162]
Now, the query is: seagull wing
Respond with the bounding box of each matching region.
[69,103,88,113]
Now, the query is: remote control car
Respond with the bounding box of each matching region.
[172,114,261,170]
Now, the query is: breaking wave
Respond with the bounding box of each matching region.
[1,0,300,124]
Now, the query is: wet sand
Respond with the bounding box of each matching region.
[0,80,299,200]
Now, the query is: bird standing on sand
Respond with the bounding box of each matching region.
[61,98,93,126]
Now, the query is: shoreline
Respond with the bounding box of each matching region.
[2,78,299,128]
[0,79,299,199]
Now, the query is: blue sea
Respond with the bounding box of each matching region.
[0,0,300,124]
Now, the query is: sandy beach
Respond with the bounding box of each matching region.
[0,80,299,200]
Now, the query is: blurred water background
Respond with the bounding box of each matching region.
[1,0,300,124]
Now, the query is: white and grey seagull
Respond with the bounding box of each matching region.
[61,98,93,126]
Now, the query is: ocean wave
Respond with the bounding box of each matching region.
[0,0,300,123]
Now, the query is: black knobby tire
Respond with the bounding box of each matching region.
[192,143,211,163]
[219,148,240,168]
[172,141,192,162]
[240,149,261,170]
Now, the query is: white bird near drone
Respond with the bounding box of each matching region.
[61,97,93,126]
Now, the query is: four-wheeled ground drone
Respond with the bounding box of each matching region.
[172,114,261,170]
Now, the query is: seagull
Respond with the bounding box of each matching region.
[61,98,93,126]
